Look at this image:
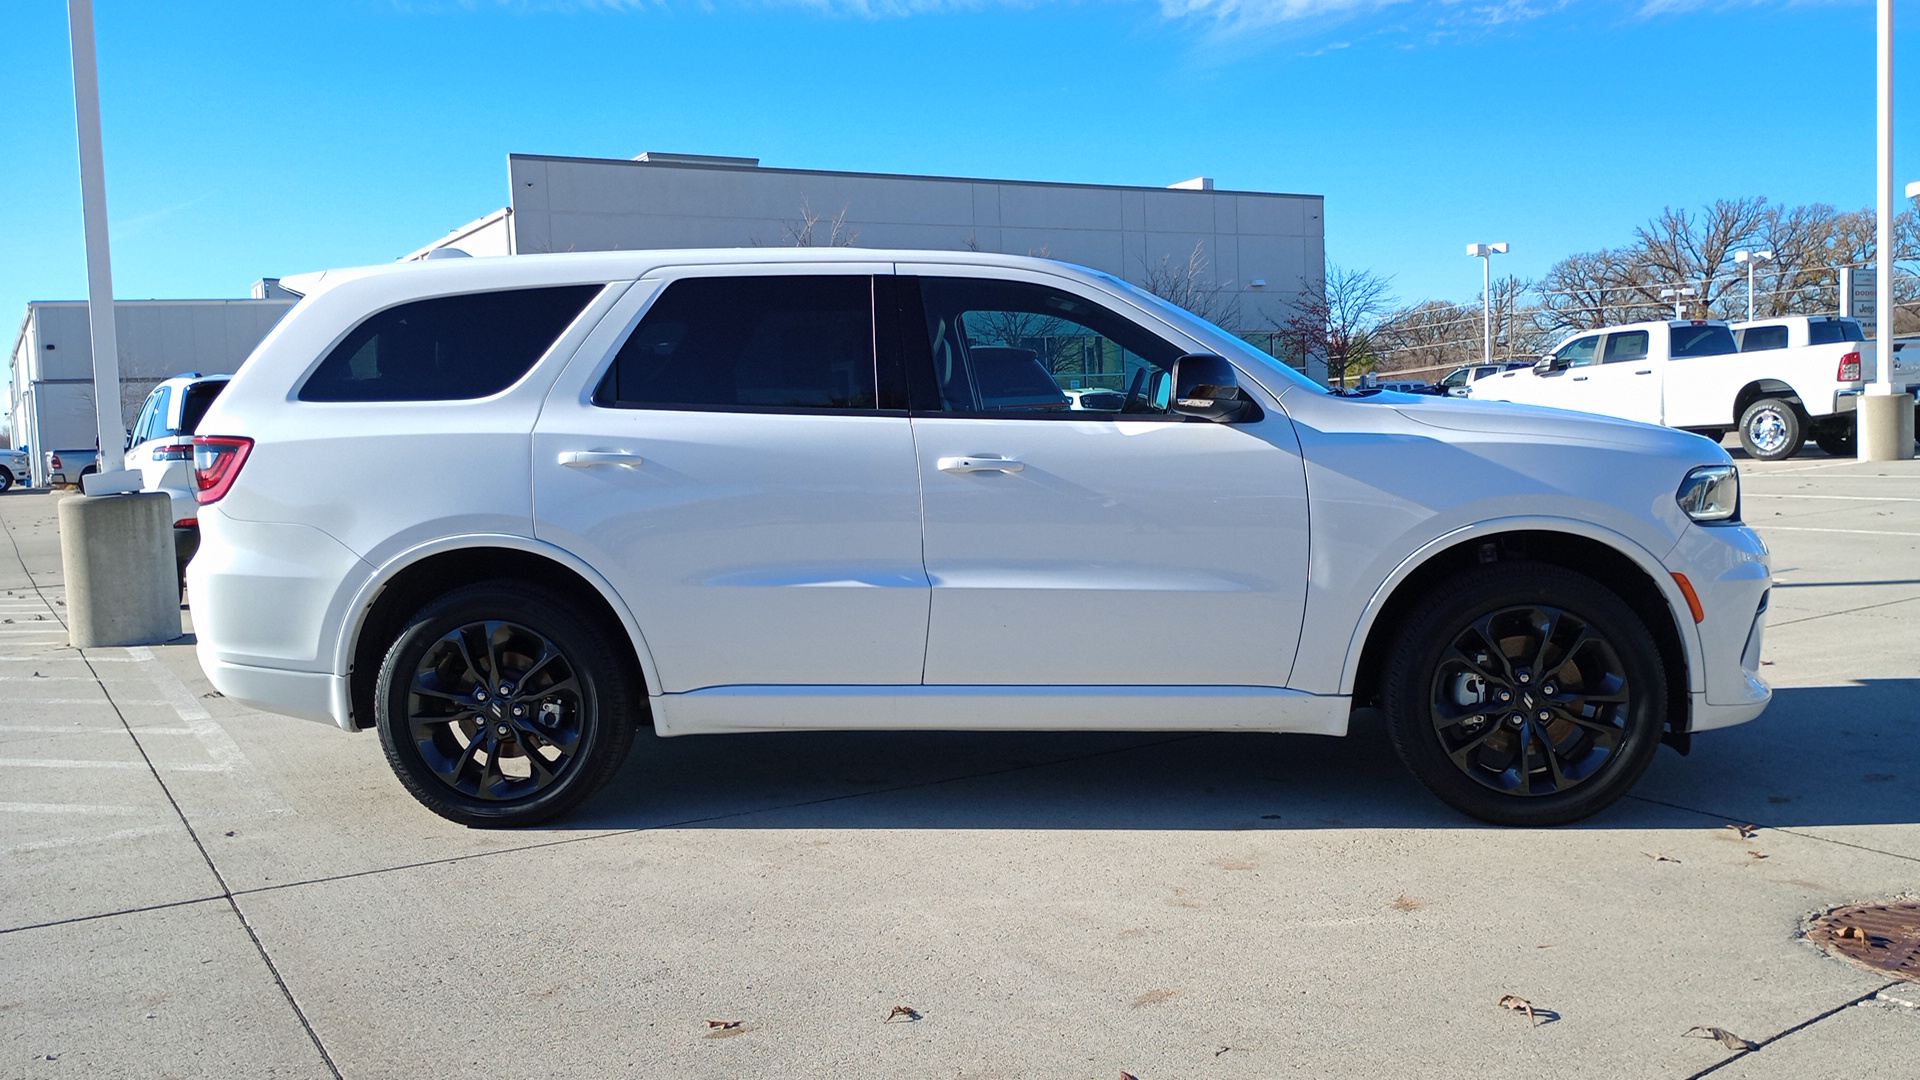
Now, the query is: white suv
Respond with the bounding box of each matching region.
[128,373,231,583]
[188,250,1771,828]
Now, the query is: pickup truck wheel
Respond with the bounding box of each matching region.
[0,468,12,493]
[1813,422,1856,457]
[375,580,638,827]
[1738,398,1805,461]
[1381,562,1668,827]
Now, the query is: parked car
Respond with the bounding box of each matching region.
[1470,318,1865,460]
[43,448,101,487]
[188,250,1770,829]
[0,447,28,492]
[1062,387,1126,411]
[127,373,232,583]
[1426,362,1531,397]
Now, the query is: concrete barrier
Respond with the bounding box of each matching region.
[1857,392,1917,461]
[58,491,181,647]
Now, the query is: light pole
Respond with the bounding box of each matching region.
[1467,242,1508,364]
[1733,250,1773,321]
[1659,285,1698,320]
[1859,0,1913,459]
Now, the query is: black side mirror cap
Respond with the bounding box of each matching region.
[1171,353,1258,423]
[1533,356,1559,374]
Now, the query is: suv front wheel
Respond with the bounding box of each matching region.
[1381,563,1668,826]
[375,581,639,826]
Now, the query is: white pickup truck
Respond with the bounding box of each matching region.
[1469,317,1867,460]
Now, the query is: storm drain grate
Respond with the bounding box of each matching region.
[1805,902,1920,982]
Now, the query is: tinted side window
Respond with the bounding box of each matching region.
[300,285,601,402]
[133,387,167,444]
[1556,336,1601,366]
[1602,331,1650,363]
[1738,325,1790,351]
[1671,325,1738,358]
[912,277,1185,418]
[1808,319,1865,345]
[596,276,877,411]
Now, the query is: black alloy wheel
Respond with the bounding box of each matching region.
[376,581,638,827]
[1383,562,1668,826]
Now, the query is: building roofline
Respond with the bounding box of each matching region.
[506,153,1323,202]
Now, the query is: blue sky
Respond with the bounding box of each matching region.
[2,0,1914,338]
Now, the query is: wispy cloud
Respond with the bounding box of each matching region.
[110,195,211,238]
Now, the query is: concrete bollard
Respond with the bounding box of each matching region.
[1856,392,1917,462]
[58,491,181,647]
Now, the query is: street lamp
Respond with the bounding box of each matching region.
[1659,285,1698,320]
[1467,242,1509,364]
[1733,250,1774,321]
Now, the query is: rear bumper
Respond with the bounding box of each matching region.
[197,652,347,728]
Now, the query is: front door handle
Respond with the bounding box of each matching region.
[1634,369,1653,375]
[559,450,644,468]
[1572,376,1588,382]
[937,455,1025,474]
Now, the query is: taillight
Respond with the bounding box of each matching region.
[1838,351,1862,381]
[174,518,197,528]
[154,443,194,461]
[48,453,63,469]
[193,436,253,504]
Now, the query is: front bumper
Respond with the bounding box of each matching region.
[1667,521,1772,729]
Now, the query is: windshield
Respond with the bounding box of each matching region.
[1085,270,1324,393]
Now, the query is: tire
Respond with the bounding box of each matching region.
[1381,562,1669,827]
[375,580,639,827]
[0,467,12,493]
[1737,397,1805,461]
[1812,421,1855,458]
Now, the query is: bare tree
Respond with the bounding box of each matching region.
[780,198,859,248]
[1140,242,1241,328]
[1278,264,1396,388]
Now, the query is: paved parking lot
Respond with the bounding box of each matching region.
[1,454,1915,1080]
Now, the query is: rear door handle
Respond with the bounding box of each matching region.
[937,455,1025,474]
[1634,369,1653,375]
[558,450,644,468]
[1572,376,1588,382]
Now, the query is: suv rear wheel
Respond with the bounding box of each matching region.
[375,580,638,826]
[1381,562,1668,826]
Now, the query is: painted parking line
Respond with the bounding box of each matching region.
[4,824,175,857]
[122,646,292,816]
[1761,526,1920,537]
[0,802,146,816]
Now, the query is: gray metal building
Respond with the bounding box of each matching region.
[411,152,1326,376]
[7,297,294,484]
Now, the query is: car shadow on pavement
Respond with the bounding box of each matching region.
[558,679,1918,832]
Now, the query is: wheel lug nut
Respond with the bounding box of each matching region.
[474,690,488,702]
[512,705,525,716]
[1542,684,1557,696]
[1497,690,1512,702]
[1537,710,1552,721]
[495,723,510,737]
[1517,673,1531,684]
[1509,714,1525,727]
[499,683,514,696]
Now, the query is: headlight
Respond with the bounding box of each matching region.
[1676,464,1740,523]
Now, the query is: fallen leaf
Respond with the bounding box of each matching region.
[1497,994,1558,1026]
[201,691,223,699]
[1747,850,1768,860]
[705,1019,742,1030]
[1724,823,1759,839]
[1131,989,1178,1008]
[1644,852,1682,863]
[1683,1025,1756,1051]
[1389,895,1423,911]
[1121,1073,1141,1080]
[884,1005,921,1023]
[1837,925,1872,942]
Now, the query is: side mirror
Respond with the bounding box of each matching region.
[1533,356,1559,375]
[1170,353,1257,423]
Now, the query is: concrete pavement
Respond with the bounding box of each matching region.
[1,456,1914,1079]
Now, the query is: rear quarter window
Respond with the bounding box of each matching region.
[299,285,602,402]
[1737,325,1790,351]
